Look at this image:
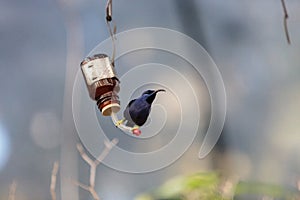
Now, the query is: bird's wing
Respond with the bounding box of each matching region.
[128,99,151,126]
[123,99,136,126]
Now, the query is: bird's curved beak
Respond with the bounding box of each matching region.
[146,89,166,104]
[154,89,166,93]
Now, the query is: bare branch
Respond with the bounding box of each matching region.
[95,138,119,166]
[73,180,90,191]
[74,139,118,200]
[50,161,59,200]
[281,0,291,44]
[76,143,95,167]
[89,187,100,200]
[90,165,97,188]
[8,180,17,200]
[73,180,100,200]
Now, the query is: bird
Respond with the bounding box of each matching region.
[116,89,166,135]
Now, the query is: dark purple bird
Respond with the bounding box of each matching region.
[116,89,166,130]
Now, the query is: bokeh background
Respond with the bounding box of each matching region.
[0,0,300,199]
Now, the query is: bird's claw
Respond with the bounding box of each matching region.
[115,119,125,127]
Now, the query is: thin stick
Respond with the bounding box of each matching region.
[8,180,17,200]
[90,187,100,200]
[95,138,118,165]
[50,161,59,200]
[77,144,94,167]
[74,139,118,200]
[73,180,100,200]
[73,180,90,191]
[281,0,291,44]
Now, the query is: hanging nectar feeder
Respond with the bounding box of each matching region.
[80,54,120,116]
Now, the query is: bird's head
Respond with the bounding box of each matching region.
[142,89,166,104]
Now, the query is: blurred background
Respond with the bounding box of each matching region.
[0,0,300,199]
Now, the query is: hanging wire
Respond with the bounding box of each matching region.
[104,0,138,134]
[105,0,117,66]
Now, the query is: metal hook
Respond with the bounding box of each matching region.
[105,0,116,66]
[106,0,112,22]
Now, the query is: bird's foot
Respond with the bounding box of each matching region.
[115,119,125,127]
[132,126,141,136]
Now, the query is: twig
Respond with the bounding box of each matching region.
[50,161,59,200]
[95,139,119,165]
[8,180,17,200]
[73,180,90,191]
[73,180,100,200]
[281,0,291,44]
[74,139,118,200]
